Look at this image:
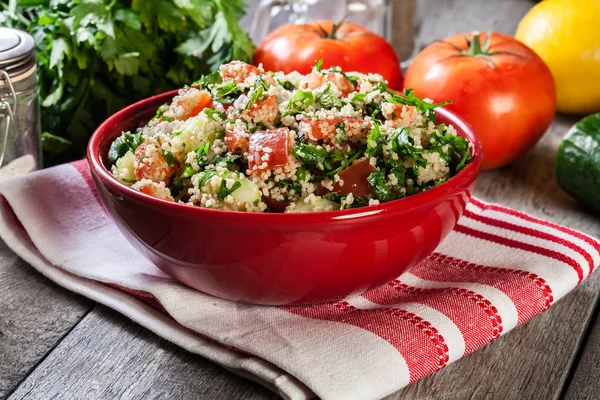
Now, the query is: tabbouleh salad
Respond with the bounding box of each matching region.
[109,61,471,213]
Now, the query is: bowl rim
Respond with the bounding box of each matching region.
[87,90,483,223]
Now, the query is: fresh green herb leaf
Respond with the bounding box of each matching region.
[430,131,471,173]
[315,83,335,108]
[297,166,307,182]
[284,90,314,116]
[212,81,241,104]
[386,127,427,167]
[210,153,241,169]
[195,142,210,168]
[217,179,242,199]
[108,132,144,164]
[335,122,346,142]
[243,77,267,113]
[350,92,367,103]
[161,148,176,166]
[174,164,195,188]
[390,88,451,121]
[345,75,359,87]
[198,169,218,187]
[365,123,383,158]
[193,71,222,89]
[366,101,384,121]
[314,59,323,72]
[280,80,296,91]
[203,108,227,121]
[367,171,396,202]
[291,144,329,169]
[151,104,170,122]
[41,132,72,153]
[276,179,302,195]
[323,192,368,209]
[391,166,407,186]
[322,149,363,177]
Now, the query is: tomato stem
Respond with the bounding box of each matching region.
[438,30,528,69]
[318,18,346,39]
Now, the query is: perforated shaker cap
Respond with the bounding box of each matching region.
[0,27,36,78]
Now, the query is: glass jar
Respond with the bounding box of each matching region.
[0,27,41,173]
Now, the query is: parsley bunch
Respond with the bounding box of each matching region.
[0,0,254,165]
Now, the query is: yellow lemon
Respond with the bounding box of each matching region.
[515,0,600,115]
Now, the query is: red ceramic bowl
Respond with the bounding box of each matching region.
[87,90,482,305]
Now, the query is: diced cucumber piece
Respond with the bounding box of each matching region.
[197,169,261,205]
[173,114,219,154]
[113,151,136,185]
[228,173,262,204]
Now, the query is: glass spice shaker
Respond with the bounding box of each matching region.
[0,27,41,174]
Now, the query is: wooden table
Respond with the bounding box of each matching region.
[2,1,600,399]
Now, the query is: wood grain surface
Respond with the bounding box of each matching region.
[3,1,600,399]
[0,240,93,398]
[7,307,275,400]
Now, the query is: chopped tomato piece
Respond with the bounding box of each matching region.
[188,91,213,118]
[220,61,261,84]
[299,118,372,142]
[248,128,290,174]
[332,158,376,198]
[247,95,279,125]
[225,130,250,154]
[306,71,354,96]
[382,104,417,124]
[140,184,174,201]
[169,89,212,121]
[134,143,179,184]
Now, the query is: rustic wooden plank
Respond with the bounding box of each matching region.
[563,304,600,400]
[7,306,277,400]
[0,241,93,399]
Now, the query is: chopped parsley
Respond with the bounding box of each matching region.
[367,171,396,202]
[212,81,242,104]
[109,62,471,213]
[194,71,222,89]
[217,179,242,199]
[160,149,176,166]
[107,132,143,164]
[316,83,335,108]
[284,90,314,116]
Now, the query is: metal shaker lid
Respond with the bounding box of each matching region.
[0,27,36,78]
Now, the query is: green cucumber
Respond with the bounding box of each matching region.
[555,113,600,213]
[197,170,261,205]
[113,151,136,185]
[227,173,262,204]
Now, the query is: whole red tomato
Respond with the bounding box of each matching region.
[404,32,556,169]
[254,21,402,89]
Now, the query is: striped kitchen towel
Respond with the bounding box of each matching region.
[0,160,598,400]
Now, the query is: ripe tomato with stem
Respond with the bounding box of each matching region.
[404,31,556,169]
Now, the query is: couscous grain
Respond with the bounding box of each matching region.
[108,61,471,212]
